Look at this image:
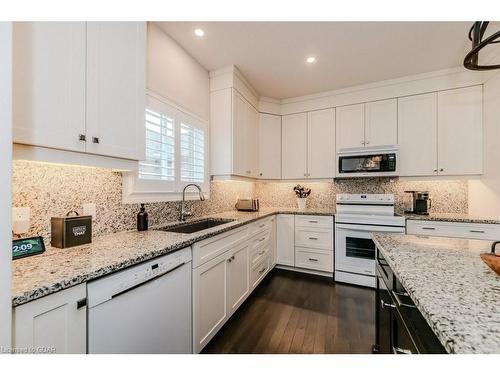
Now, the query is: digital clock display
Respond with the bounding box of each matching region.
[12,237,46,260]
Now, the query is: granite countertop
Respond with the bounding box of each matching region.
[404,212,500,225]
[11,207,335,307]
[373,232,500,354]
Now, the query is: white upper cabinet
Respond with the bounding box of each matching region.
[336,103,365,150]
[398,93,438,176]
[12,22,87,152]
[210,88,258,178]
[12,22,146,162]
[282,113,308,179]
[437,86,483,176]
[365,99,397,147]
[258,113,282,179]
[307,108,336,178]
[86,22,146,160]
[336,99,397,150]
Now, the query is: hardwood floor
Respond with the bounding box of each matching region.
[202,268,375,354]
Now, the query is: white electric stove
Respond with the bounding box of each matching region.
[335,194,405,288]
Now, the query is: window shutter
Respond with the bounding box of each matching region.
[180,123,205,183]
[139,108,175,181]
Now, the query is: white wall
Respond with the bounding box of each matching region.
[469,71,500,218]
[147,23,209,121]
[0,22,13,349]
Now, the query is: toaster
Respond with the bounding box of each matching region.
[235,198,260,212]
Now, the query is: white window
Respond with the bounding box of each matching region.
[123,94,209,203]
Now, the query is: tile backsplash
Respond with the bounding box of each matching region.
[12,161,468,243]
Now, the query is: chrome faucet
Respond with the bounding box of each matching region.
[179,184,205,221]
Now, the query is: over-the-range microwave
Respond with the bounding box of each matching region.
[336,145,399,178]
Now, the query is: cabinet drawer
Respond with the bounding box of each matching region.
[192,225,249,268]
[249,228,271,250]
[295,227,333,250]
[251,255,270,289]
[406,220,500,241]
[295,215,333,229]
[250,242,269,267]
[249,217,273,236]
[295,247,333,272]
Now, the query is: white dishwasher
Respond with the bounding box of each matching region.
[87,247,192,354]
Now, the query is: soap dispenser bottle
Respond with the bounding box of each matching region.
[137,203,148,231]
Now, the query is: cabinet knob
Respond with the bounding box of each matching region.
[361,141,365,145]
[246,170,251,174]
[439,168,444,172]
[259,172,262,176]
[78,134,86,142]
[92,137,100,144]
[433,168,437,173]
[365,140,370,145]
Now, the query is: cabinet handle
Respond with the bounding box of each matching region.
[422,227,435,230]
[308,237,318,240]
[258,223,266,228]
[439,168,444,172]
[361,141,365,145]
[308,258,318,262]
[76,298,87,309]
[380,300,395,309]
[258,250,266,256]
[246,170,251,174]
[78,134,86,142]
[259,267,267,274]
[308,220,318,223]
[92,137,100,144]
[470,230,485,233]
[258,237,266,242]
[392,346,413,355]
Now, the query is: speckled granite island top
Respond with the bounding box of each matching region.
[372,233,500,354]
[12,208,335,307]
[404,212,500,225]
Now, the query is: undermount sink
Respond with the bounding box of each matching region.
[159,218,235,234]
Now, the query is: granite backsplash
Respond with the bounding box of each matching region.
[12,161,468,243]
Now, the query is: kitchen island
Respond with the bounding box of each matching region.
[373,232,500,354]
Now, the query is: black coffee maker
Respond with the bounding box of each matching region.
[405,191,431,215]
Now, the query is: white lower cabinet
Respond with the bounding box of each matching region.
[277,214,295,266]
[12,284,87,354]
[406,220,500,241]
[192,217,275,353]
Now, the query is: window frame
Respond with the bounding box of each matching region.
[122,92,210,203]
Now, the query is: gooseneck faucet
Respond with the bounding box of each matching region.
[179,184,205,221]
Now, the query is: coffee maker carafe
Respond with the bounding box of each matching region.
[405,191,431,215]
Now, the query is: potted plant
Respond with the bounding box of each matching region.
[293,185,311,210]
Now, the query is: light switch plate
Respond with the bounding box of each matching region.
[12,207,31,234]
[82,203,97,220]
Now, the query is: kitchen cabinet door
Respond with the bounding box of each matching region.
[307,108,335,178]
[398,93,438,176]
[227,243,250,315]
[277,214,295,266]
[258,113,282,179]
[13,284,87,354]
[437,85,483,176]
[232,89,249,176]
[86,22,146,160]
[193,252,228,353]
[365,99,398,147]
[12,22,86,152]
[270,216,277,267]
[336,103,365,150]
[246,103,259,178]
[282,113,307,179]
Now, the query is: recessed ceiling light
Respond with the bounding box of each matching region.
[306,56,316,64]
[194,28,205,37]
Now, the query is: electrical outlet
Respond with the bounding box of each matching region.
[82,203,97,220]
[12,207,31,234]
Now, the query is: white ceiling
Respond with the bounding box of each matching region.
[156,22,474,99]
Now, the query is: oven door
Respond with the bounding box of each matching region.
[335,223,404,276]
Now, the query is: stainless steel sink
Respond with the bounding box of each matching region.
[159,218,235,234]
